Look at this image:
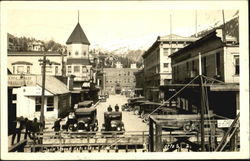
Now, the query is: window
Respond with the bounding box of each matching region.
[163,48,169,56]
[35,97,41,112]
[68,66,72,74]
[128,71,130,76]
[68,51,71,56]
[82,66,87,73]
[234,55,239,75]
[75,51,79,56]
[216,52,221,75]
[74,66,80,73]
[46,96,54,111]
[83,51,86,56]
[13,66,15,74]
[164,63,169,68]
[55,66,58,74]
[27,66,30,74]
[17,66,24,74]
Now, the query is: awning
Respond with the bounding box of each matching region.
[36,76,70,95]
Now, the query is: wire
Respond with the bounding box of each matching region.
[148,75,200,116]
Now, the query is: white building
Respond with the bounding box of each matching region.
[10,75,71,121]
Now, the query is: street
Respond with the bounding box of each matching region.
[96,94,148,132]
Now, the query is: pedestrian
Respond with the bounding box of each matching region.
[24,118,33,140]
[11,116,24,145]
[115,104,119,112]
[52,118,61,138]
[107,105,112,112]
[31,118,41,143]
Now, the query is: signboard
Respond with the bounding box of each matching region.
[22,86,53,96]
[8,75,36,87]
[217,119,234,128]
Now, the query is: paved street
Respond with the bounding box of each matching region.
[96,94,148,132]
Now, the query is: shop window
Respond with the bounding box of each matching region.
[27,66,30,74]
[234,55,239,75]
[46,96,54,111]
[35,97,41,112]
[68,66,72,73]
[17,66,24,74]
[74,66,80,73]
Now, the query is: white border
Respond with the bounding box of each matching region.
[1,1,249,160]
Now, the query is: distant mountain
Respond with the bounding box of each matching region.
[192,15,239,42]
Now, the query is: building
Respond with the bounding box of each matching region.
[8,51,66,77]
[134,69,145,97]
[65,22,92,90]
[142,34,198,102]
[161,28,239,118]
[9,75,71,121]
[103,68,138,95]
[27,41,45,51]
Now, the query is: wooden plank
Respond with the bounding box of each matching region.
[8,140,27,152]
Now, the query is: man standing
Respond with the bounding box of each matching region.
[115,104,119,112]
[11,116,24,145]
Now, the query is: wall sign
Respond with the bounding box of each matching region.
[8,75,36,87]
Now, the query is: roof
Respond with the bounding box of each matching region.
[78,100,93,106]
[8,51,66,57]
[75,107,96,114]
[66,58,90,65]
[12,61,33,65]
[36,75,70,95]
[170,29,238,58]
[66,23,90,45]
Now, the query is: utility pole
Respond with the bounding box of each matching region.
[199,52,205,151]
[222,10,226,43]
[39,53,51,130]
[170,14,172,54]
[195,10,198,38]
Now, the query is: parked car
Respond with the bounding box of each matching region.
[139,102,163,123]
[133,100,149,115]
[101,111,125,135]
[121,97,145,111]
[99,95,107,102]
[74,107,98,132]
[75,100,94,109]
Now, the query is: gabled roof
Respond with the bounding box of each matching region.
[36,76,69,95]
[66,23,90,45]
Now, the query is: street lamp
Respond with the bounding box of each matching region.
[38,53,51,130]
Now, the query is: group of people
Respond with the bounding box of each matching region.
[11,117,42,145]
[107,104,120,112]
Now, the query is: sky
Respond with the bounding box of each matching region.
[6,1,239,51]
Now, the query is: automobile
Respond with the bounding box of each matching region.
[121,97,145,111]
[76,100,94,109]
[139,102,163,123]
[74,107,99,132]
[133,100,149,115]
[101,111,125,135]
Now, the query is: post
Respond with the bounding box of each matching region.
[40,53,46,130]
[199,52,205,151]
[155,124,163,152]
[149,117,154,152]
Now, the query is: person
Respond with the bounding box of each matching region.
[52,118,61,138]
[24,118,33,140]
[31,118,41,143]
[115,104,119,112]
[107,105,112,112]
[11,116,24,145]
[65,111,76,131]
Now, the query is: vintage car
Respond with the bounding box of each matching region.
[101,111,125,134]
[75,100,94,109]
[133,100,149,115]
[74,107,98,132]
[121,97,146,111]
[139,102,163,123]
